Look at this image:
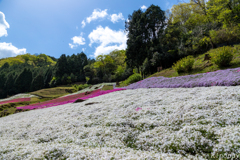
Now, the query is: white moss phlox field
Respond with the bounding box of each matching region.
[1,86,240,159]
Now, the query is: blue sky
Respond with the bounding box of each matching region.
[0,0,181,59]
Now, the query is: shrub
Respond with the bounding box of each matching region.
[122,73,142,85]
[72,84,90,92]
[209,46,234,67]
[172,56,195,73]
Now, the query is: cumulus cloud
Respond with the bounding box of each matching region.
[86,9,108,23]
[141,5,147,10]
[0,42,26,59]
[0,11,10,37]
[88,26,127,57]
[69,33,85,49]
[110,13,124,23]
[81,20,86,28]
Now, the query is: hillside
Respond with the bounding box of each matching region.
[0,53,56,67]
[149,44,240,78]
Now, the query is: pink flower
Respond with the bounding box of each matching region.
[136,107,142,111]
[236,69,240,72]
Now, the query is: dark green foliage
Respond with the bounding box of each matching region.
[44,68,53,88]
[125,9,147,70]
[54,54,69,78]
[70,73,76,83]
[31,73,44,91]
[125,5,166,75]
[4,73,16,96]
[14,68,32,93]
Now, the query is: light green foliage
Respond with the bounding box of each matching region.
[122,73,142,85]
[115,66,125,78]
[72,84,90,92]
[172,56,195,73]
[0,53,56,67]
[207,0,233,27]
[210,46,235,67]
[108,49,126,68]
[94,55,115,73]
[85,77,90,84]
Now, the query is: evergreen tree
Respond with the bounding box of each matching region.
[31,73,44,91]
[4,73,16,96]
[44,68,53,88]
[54,54,69,78]
[125,9,146,72]
[14,68,32,93]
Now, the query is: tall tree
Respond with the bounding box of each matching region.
[14,68,32,93]
[31,73,44,91]
[54,54,69,78]
[125,9,147,72]
[44,68,53,88]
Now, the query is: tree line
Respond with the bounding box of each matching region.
[0,50,131,98]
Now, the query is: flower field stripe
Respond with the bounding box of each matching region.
[123,67,240,89]
[16,88,125,110]
[0,97,31,105]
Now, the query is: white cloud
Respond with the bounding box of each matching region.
[86,9,108,23]
[0,42,26,59]
[82,48,86,52]
[81,20,86,28]
[88,26,127,57]
[110,13,124,23]
[141,5,147,10]
[69,33,85,49]
[0,11,10,37]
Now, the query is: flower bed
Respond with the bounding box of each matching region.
[0,97,31,105]
[17,88,125,110]
[1,86,240,159]
[124,67,240,89]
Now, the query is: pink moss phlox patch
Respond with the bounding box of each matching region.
[136,107,142,111]
[16,88,126,110]
[0,97,31,105]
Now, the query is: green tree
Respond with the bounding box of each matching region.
[54,54,69,78]
[4,73,16,96]
[14,68,32,93]
[31,73,44,91]
[125,9,147,72]
[44,68,53,88]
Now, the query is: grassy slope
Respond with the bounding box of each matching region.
[30,87,75,98]
[149,44,240,78]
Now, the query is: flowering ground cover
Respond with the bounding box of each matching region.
[123,67,240,89]
[17,88,125,110]
[1,86,240,159]
[0,97,31,105]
